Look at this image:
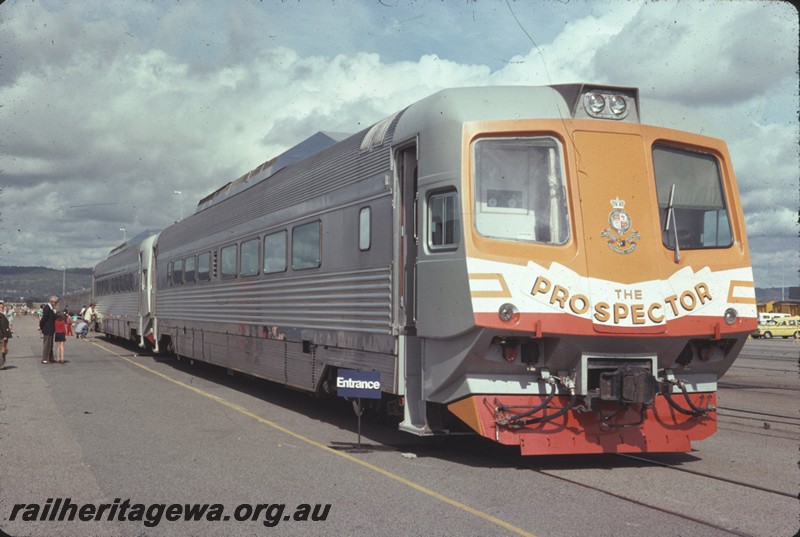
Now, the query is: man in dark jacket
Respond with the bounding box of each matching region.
[0,299,10,368]
[40,295,58,364]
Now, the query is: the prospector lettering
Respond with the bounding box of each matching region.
[530,275,713,324]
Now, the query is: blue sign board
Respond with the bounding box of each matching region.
[336,369,382,399]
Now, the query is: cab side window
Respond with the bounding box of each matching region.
[428,191,460,250]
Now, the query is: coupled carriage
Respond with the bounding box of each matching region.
[94,84,756,455]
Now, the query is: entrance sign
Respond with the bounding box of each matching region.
[336,369,381,399]
[336,369,381,453]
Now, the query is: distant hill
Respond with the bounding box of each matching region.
[756,286,800,303]
[0,266,92,303]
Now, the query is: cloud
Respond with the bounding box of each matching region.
[590,1,797,105]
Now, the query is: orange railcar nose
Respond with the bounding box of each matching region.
[572,130,668,334]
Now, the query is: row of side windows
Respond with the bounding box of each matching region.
[95,271,136,296]
[168,218,357,286]
[111,196,455,292]
[164,194,463,287]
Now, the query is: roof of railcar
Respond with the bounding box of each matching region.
[394,84,715,140]
[196,131,351,212]
[95,230,160,274]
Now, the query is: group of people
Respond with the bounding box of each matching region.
[39,297,96,364]
[0,296,98,367]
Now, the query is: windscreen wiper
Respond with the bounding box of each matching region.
[664,184,681,263]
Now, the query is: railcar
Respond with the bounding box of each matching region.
[94,232,159,348]
[96,84,757,455]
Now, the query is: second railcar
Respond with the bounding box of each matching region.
[94,233,159,349]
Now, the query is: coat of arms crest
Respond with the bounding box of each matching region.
[601,197,640,254]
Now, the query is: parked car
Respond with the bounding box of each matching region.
[753,316,800,339]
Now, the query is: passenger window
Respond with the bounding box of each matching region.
[167,262,173,286]
[220,244,238,278]
[197,252,211,281]
[292,221,321,270]
[359,207,371,251]
[240,238,259,277]
[429,191,460,250]
[653,145,732,249]
[264,231,287,274]
[173,259,183,285]
[184,255,196,283]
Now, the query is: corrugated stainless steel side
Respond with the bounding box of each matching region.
[94,242,142,339]
[157,266,392,335]
[96,291,138,339]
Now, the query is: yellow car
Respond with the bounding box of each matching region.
[755,316,800,339]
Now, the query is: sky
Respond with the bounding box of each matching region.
[0,0,797,291]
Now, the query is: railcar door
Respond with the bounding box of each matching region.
[395,143,429,434]
[396,144,418,333]
[138,239,158,350]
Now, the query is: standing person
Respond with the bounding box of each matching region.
[40,296,58,364]
[64,310,73,337]
[54,313,67,364]
[83,303,94,332]
[0,300,10,368]
[5,302,14,331]
[92,306,100,333]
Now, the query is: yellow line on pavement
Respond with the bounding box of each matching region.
[94,341,537,537]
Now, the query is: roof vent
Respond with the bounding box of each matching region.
[360,112,399,152]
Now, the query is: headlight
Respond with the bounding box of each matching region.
[585,92,606,114]
[609,95,627,115]
[724,308,738,325]
[498,303,518,322]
